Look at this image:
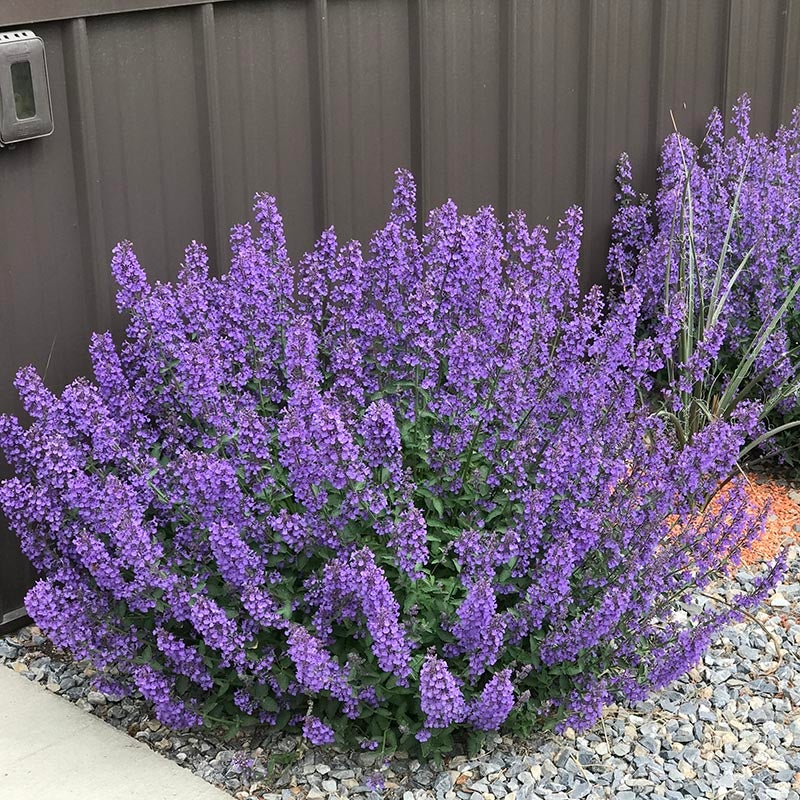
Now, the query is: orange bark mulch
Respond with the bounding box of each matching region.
[739,475,800,566]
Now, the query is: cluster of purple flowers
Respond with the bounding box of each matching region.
[608,95,800,456]
[0,165,778,752]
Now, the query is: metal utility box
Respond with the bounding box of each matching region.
[0,30,53,145]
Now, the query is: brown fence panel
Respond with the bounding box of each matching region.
[0,19,97,632]
[327,0,413,242]
[214,1,318,265]
[511,0,586,237]
[1,0,798,630]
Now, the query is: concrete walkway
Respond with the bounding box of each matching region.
[0,666,230,800]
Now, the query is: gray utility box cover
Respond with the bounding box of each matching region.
[0,30,53,145]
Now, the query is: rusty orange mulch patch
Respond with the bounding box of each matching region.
[739,476,800,566]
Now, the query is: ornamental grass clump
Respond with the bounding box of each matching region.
[608,96,800,465]
[0,170,779,755]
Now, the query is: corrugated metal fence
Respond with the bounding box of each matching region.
[1,0,798,630]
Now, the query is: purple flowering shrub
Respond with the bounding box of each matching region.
[0,170,778,755]
[608,96,800,464]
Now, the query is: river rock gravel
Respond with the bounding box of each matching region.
[2,545,798,800]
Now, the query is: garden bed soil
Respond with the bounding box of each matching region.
[740,475,800,566]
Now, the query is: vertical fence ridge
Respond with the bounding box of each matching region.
[194,3,227,275]
[651,0,668,153]
[62,16,111,334]
[579,0,599,288]
[499,0,517,219]
[309,0,334,232]
[721,0,739,129]
[408,0,430,228]
[779,0,800,123]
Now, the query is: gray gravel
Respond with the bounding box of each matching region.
[2,545,798,800]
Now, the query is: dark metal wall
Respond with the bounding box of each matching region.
[1,0,798,631]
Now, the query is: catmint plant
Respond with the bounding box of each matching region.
[0,169,778,756]
[608,96,800,465]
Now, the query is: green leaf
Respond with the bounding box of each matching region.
[275,671,290,692]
